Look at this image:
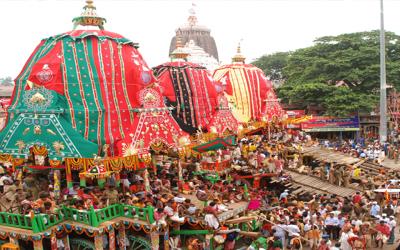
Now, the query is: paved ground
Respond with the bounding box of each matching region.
[381,158,400,170]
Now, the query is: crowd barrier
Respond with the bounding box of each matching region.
[0,204,155,233]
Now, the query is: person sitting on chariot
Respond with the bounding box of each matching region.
[196,185,208,201]
[164,199,185,223]
[203,201,220,230]
[154,208,167,227]
[33,192,56,212]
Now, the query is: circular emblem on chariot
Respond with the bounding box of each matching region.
[23,87,54,112]
[36,64,54,84]
[141,71,152,84]
[138,88,161,108]
[215,84,223,93]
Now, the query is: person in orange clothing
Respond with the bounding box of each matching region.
[33,192,56,213]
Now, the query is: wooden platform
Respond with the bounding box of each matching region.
[302,147,361,165]
[303,146,398,173]
[182,194,248,222]
[288,171,358,197]
[0,224,42,237]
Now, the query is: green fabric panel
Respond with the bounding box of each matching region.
[0,113,98,159]
[85,39,105,146]
[192,138,227,152]
[224,135,237,145]
[62,38,87,136]
[74,41,99,143]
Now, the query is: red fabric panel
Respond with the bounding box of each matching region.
[26,42,64,94]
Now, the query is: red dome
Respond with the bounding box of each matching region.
[9,29,156,155]
[153,61,220,134]
[213,63,283,123]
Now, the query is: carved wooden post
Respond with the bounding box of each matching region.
[150,231,160,250]
[94,233,104,250]
[118,224,126,250]
[108,228,116,250]
[33,239,44,250]
[50,233,58,250]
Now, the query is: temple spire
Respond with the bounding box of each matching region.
[170,29,189,61]
[72,0,107,30]
[232,42,246,64]
[187,3,198,27]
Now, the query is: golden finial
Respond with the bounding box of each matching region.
[232,41,246,64]
[237,43,241,53]
[86,0,94,8]
[73,0,107,30]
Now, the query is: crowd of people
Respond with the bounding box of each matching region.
[0,128,399,250]
[321,138,400,164]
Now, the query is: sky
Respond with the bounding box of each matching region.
[1,0,400,78]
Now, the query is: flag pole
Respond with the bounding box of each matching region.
[379,0,388,143]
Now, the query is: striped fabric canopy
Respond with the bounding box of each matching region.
[153,61,220,134]
[213,63,284,123]
[7,30,156,156]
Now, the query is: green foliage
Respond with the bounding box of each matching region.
[257,30,400,116]
[252,52,290,81]
[277,82,334,108]
[324,87,378,116]
[0,77,14,86]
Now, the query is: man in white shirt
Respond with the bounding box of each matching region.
[286,220,300,248]
[279,190,289,201]
[272,222,286,247]
[163,200,184,223]
[325,212,340,240]
[339,227,355,250]
[388,215,397,244]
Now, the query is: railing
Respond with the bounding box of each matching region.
[0,212,33,231]
[122,205,154,224]
[35,210,65,232]
[94,204,123,226]
[0,204,155,233]
[62,206,92,226]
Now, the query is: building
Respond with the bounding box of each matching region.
[169,4,219,70]
[185,39,219,71]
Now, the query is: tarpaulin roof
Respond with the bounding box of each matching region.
[192,135,236,153]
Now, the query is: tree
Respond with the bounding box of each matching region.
[0,77,14,86]
[255,30,400,116]
[277,82,335,108]
[252,52,290,82]
[284,31,400,92]
[324,87,378,117]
